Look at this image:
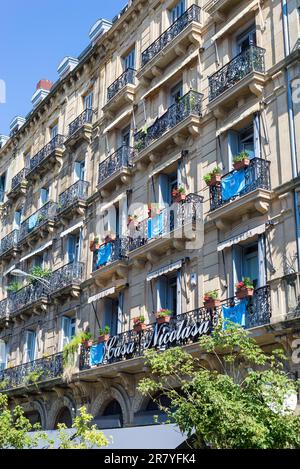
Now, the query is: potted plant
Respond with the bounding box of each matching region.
[235,277,254,299]
[7,281,23,294]
[133,315,146,332]
[203,167,222,187]
[172,186,186,203]
[203,290,221,308]
[90,236,100,252]
[155,309,172,325]
[98,326,110,343]
[233,151,250,171]
[134,126,147,151]
[81,332,93,348]
[28,266,52,285]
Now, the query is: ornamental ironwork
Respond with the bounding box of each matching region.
[134,90,202,152]
[0,229,19,257]
[57,180,89,213]
[141,4,201,67]
[0,298,8,322]
[128,193,203,252]
[11,168,28,191]
[93,237,129,272]
[7,281,48,316]
[98,145,135,185]
[19,201,58,242]
[0,352,63,392]
[49,262,84,295]
[107,68,136,101]
[208,45,265,101]
[28,134,65,173]
[209,158,271,211]
[68,109,93,136]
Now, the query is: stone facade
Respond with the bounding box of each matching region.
[0,0,300,429]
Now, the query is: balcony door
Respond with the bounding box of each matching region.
[123,48,135,71]
[74,160,86,182]
[24,331,36,363]
[61,316,76,349]
[0,172,6,203]
[156,271,182,316]
[103,298,118,336]
[170,0,186,24]
[84,92,93,110]
[0,340,8,371]
[40,187,49,207]
[227,114,260,169]
[169,81,183,106]
[120,125,131,147]
[67,233,80,264]
[50,124,58,140]
[14,210,22,230]
[236,25,256,54]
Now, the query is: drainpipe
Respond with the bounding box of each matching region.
[281,0,300,270]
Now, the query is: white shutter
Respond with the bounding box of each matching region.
[0,340,6,371]
[25,331,36,362]
[61,316,71,349]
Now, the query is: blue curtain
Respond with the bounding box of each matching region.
[90,342,105,366]
[222,299,248,328]
[96,243,112,268]
[148,213,164,239]
[221,170,246,202]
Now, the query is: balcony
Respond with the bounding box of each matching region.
[207,158,271,230]
[104,69,136,115]
[129,194,203,264]
[26,135,65,180]
[7,168,28,199]
[0,298,8,324]
[92,237,129,286]
[0,230,19,259]
[49,262,84,299]
[97,145,134,196]
[57,180,89,221]
[205,0,241,15]
[134,91,202,168]
[7,282,49,318]
[66,109,93,148]
[18,201,57,246]
[79,285,270,373]
[138,5,202,83]
[0,352,63,393]
[208,46,266,113]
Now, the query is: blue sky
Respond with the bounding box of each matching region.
[0,0,127,135]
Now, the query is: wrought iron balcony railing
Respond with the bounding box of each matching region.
[0,230,19,257]
[28,135,65,173]
[49,262,84,295]
[68,109,93,137]
[7,282,48,316]
[19,201,58,242]
[57,180,89,214]
[0,298,8,322]
[141,5,201,67]
[209,158,271,211]
[98,145,135,186]
[0,352,63,392]
[107,68,136,102]
[208,45,266,101]
[11,168,29,192]
[129,193,203,252]
[93,237,129,272]
[79,285,270,371]
[134,90,202,152]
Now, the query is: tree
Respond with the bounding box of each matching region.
[138,322,300,449]
[0,393,109,449]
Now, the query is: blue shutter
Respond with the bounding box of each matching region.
[14,211,21,229]
[157,277,168,311]
[253,113,261,159]
[158,174,170,208]
[84,92,93,110]
[227,130,239,170]
[0,340,7,371]
[232,245,243,296]
[67,235,76,263]
[176,270,182,316]
[40,188,49,206]
[171,0,186,23]
[117,292,124,334]
[177,160,182,187]
[104,298,118,335]
[258,234,266,288]
[62,316,71,348]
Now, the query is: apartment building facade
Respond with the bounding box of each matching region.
[0,0,300,430]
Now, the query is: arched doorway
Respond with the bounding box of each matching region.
[54,406,72,429]
[94,400,123,429]
[134,393,173,426]
[24,410,42,427]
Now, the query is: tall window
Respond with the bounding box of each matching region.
[156,272,181,316]
[40,187,49,206]
[14,210,22,229]
[74,160,85,182]
[236,26,256,53]
[0,172,6,203]
[24,331,36,363]
[170,0,186,24]
[123,48,135,70]
[121,125,131,146]
[84,92,93,110]
[67,233,80,263]
[169,81,183,106]
[61,316,76,349]
[0,340,8,371]
[50,124,58,140]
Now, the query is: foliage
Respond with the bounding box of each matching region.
[62,331,91,380]
[28,266,52,284]
[156,309,172,318]
[0,395,109,449]
[204,290,219,301]
[236,277,254,290]
[99,326,110,336]
[0,379,10,391]
[203,166,221,184]
[233,151,250,163]
[23,369,44,387]
[133,315,145,325]
[138,322,300,449]
[7,282,23,293]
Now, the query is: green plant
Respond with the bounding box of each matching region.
[203,166,221,184]
[156,309,172,318]
[37,213,45,222]
[233,151,250,163]
[99,326,110,336]
[133,315,145,325]
[236,277,254,290]
[28,266,52,284]
[204,290,219,301]
[7,282,23,293]
[0,378,10,391]
[23,369,44,386]
[62,331,89,369]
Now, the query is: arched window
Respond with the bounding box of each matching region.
[54,406,72,429]
[94,400,123,429]
[25,410,41,427]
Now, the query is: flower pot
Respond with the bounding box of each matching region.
[133,323,146,333]
[209,174,221,186]
[173,194,186,203]
[204,298,221,309]
[98,334,110,343]
[156,315,171,325]
[233,158,250,171]
[236,287,254,299]
[105,235,116,243]
[82,340,93,348]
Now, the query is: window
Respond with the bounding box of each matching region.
[156,271,182,316]
[236,25,256,53]
[50,124,58,140]
[24,152,31,170]
[243,244,259,289]
[84,92,93,110]
[0,172,6,202]
[14,210,22,229]
[123,48,135,70]
[121,125,131,147]
[170,0,186,24]
[232,237,266,294]
[103,298,118,337]
[170,82,183,106]
[238,126,255,158]
[227,115,260,168]
[61,316,76,349]
[67,234,80,263]
[32,254,43,268]
[40,187,49,206]
[74,160,85,182]
[24,331,36,363]
[0,340,8,371]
